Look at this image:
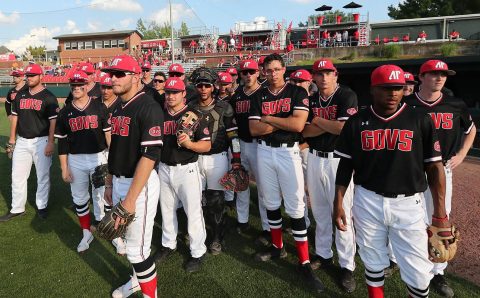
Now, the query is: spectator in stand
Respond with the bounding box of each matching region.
[322,30,329,47]
[353,30,359,46]
[229,37,236,52]
[335,31,342,47]
[416,30,427,43]
[449,29,460,41]
[342,30,349,46]
[286,41,294,53]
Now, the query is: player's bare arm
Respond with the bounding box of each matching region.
[450,124,476,169]
[333,157,354,232]
[249,119,277,136]
[59,154,73,183]
[180,138,211,153]
[104,174,113,205]
[302,120,325,137]
[261,109,308,133]
[8,114,17,144]
[425,161,448,221]
[312,117,345,135]
[105,131,111,148]
[45,119,56,156]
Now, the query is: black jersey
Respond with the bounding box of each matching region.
[161,105,211,165]
[5,83,28,117]
[103,96,120,119]
[230,85,263,142]
[65,82,102,106]
[142,79,154,88]
[55,97,110,155]
[142,84,165,110]
[258,78,268,87]
[185,84,199,104]
[108,91,164,177]
[404,92,475,161]
[249,83,309,144]
[11,88,59,138]
[306,85,358,152]
[189,98,237,155]
[335,103,442,194]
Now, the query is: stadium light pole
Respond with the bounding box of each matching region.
[43,26,47,64]
[169,0,174,63]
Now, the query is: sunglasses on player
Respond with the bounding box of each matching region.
[241,70,257,76]
[195,83,213,89]
[153,79,165,83]
[109,71,134,78]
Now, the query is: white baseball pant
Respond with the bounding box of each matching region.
[113,170,159,264]
[353,185,433,290]
[307,152,355,271]
[11,136,52,213]
[423,164,452,276]
[256,142,305,219]
[299,147,311,228]
[158,161,207,258]
[236,140,269,231]
[198,152,229,191]
[68,151,107,217]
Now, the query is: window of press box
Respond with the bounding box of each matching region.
[104,40,111,48]
[85,41,93,49]
[95,40,103,49]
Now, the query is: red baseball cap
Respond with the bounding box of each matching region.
[78,63,95,74]
[226,67,238,75]
[218,72,233,84]
[164,78,186,91]
[168,63,185,74]
[141,61,152,70]
[312,58,337,73]
[102,55,141,74]
[258,56,266,66]
[239,59,259,71]
[100,74,112,86]
[419,59,456,75]
[69,70,89,85]
[404,72,418,84]
[10,69,24,77]
[24,64,43,76]
[290,69,312,81]
[371,65,406,87]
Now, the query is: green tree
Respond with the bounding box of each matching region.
[306,10,353,25]
[136,18,189,39]
[23,45,45,60]
[179,21,189,37]
[388,0,480,19]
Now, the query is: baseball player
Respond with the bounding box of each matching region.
[168,63,198,103]
[65,63,101,106]
[257,56,268,86]
[404,60,476,297]
[249,53,324,293]
[188,68,240,255]
[229,59,270,243]
[333,64,450,298]
[0,64,58,222]
[155,78,210,273]
[54,70,121,253]
[403,72,417,96]
[226,67,239,93]
[302,59,358,293]
[5,69,27,119]
[101,55,163,298]
[141,61,153,87]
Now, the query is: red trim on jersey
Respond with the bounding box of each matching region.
[28,87,45,96]
[267,83,287,96]
[121,91,145,109]
[72,97,92,112]
[370,103,407,122]
[414,92,443,107]
[217,95,228,101]
[103,96,118,109]
[167,104,188,116]
[243,84,262,96]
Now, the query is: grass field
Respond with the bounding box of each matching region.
[0,103,478,297]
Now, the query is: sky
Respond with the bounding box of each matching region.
[0,0,402,54]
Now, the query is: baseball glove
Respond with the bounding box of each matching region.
[5,142,14,159]
[427,225,460,263]
[175,110,202,146]
[91,164,109,189]
[219,166,250,192]
[97,203,135,241]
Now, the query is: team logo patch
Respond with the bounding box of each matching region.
[434,141,441,152]
[149,126,162,137]
[302,98,309,106]
[347,108,357,116]
[203,127,209,135]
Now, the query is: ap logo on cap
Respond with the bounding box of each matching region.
[389,70,401,80]
[317,60,327,67]
[435,61,446,69]
[295,72,303,78]
[168,79,177,87]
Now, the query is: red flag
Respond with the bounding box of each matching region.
[287,21,293,33]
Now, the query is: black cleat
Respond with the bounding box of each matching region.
[184,256,204,273]
[209,241,222,255]
[0,211,25,222]
[298,263,325,293]
[254,230,271,247]
[37,208,48,219]
[255,246,287,262]
[236,222,249,234]
[225,199,236,211]
[384,260,399,278]
[431,274,454,298]
[340,268,356,293]
[153,246,176,264]
[310,255,334,270]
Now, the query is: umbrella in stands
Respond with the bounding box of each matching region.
[315,5,332,11]
[343,1,362,9]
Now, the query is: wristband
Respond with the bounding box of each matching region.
[432,215,448,222]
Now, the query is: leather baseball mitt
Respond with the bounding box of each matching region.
[427,225,460,263]
[5,142,15,159]
[91,164,109,189]
[175,110,202,146]
[97,203,135,241]
[219,165,250,192]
